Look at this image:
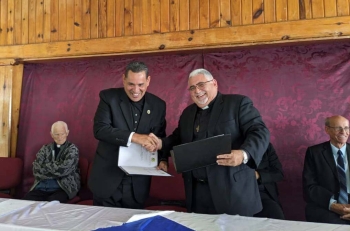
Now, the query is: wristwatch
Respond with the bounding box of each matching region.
[242,150,248,164]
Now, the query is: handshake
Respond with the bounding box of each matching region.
[132,133,162,152]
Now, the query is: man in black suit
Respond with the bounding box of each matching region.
[88,61,168,209]
[151,68,270,215]
[254,143,285,219]
[303,115,350,224]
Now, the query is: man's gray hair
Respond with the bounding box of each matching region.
[189,69,214,80]
[51,121,69,133]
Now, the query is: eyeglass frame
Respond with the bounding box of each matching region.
[188,79,214,92]
[327,126,350,132]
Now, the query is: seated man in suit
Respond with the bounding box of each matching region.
[303,115,350,224]
[254,142,285,219]
[23,121,80,203]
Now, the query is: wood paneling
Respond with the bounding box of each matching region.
[0,0,349,47]
[0,65,12,157]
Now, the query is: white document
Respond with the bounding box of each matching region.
[119,143,171,176]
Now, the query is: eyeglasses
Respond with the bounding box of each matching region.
[188,80,213,91]
[327,126,350,132]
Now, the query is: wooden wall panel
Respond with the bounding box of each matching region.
[0,66,12,158]
[142,1,151,34]
[151,0,160,33]
[179,0,189,30]
[107,0,115,37]
[0,0,350,49]
[50,0,59,42]
[160,0,170,33]
[170,0,179,31]
[35,0,44,43]
[189,0,199,29]
[241,0,252,25]
[7,0,14,45]
[324,0,337,17]
[90,0,98,38]
[220,0,231,27]
[66,0,74,40]
[311,0,325,18]
[231,0,242,26]
[43,0,51,42]
[337,0,350,16]
[82,0,90,39]
[14,0,22,45]
[1,0,8,45]
[59,0,67,41]
[209,0,220,28]
[264,0,275,23]
[98,0,107,38]
[199,0,210,29]
[288,0,299,20]
[124,0,133,36]
[252,0,264,24]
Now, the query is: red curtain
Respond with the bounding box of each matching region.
[17,41,350,221]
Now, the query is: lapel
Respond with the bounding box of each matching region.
[346,144,350,173]
[322,142,338,178]
[207,93,224,136]
[137,93,153,134]
[183,104,197,143]
[119,91,133,131]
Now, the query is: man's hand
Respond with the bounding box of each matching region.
[132,133,158,152]
[216,150,244,166]
[157,161,168,172]
[149,133,162,150]
[330,203,350,219]
[255,171,260,180]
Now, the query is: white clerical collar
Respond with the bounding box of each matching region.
[201,106,209,110]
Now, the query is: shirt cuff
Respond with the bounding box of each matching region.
[329,196,337,210]
[127,132,135,147]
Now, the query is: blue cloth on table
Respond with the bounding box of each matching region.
[93,215,194,231]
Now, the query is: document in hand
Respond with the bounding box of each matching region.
[118,143,171,177]
[171,134,231,173]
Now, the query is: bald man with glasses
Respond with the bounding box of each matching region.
[151,68,270,216]
[303,115,350,224]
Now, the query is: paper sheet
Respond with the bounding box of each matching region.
[119,143,171,176]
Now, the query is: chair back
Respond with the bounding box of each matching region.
[0,157,23,196]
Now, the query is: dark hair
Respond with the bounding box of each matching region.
[125,61,149,78]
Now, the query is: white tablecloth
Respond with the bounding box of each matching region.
[0,199,348,231]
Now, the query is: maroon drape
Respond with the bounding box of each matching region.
[17,41,350,221]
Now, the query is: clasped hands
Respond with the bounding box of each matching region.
[330,203,350,220]
[137,133,245,167]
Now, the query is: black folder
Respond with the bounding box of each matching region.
[171,134,231,173]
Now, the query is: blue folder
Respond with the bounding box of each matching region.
[94,215,194,231]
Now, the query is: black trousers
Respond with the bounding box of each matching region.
[254,191,285,219]
[93,176,143,209]
[23,188,69,203]
[192,179,217,214]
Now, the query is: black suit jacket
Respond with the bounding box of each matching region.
[163,93,270,216]
[256,143,284,206]
[303,141,350,210]
[88,88,166,203]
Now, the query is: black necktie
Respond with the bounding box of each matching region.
[337,150,348,204]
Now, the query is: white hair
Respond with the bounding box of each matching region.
[188,69,214,80]
[51,121,69,133]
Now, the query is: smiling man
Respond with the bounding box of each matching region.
[23,121,80,203]
[88,61,168,209]
[303,115,350,225]
[153,68,270,216]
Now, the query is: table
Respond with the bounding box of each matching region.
[0,199,348,231]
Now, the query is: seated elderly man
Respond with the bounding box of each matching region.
[23,121,80,203]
